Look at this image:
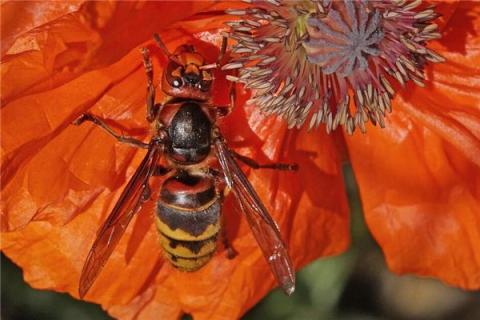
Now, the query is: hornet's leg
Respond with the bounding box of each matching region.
[216,69,238,118]
[209,168,237,259]
[142,166,171,202]
[222,215,238,260]
[232,151,298,171]
[153,165,170,176]
[141,48,161,122]
[73,113,149,149]
[217,36,228,65]
[222,37,235,116]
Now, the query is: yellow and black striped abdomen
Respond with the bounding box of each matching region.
[156,174,220,271]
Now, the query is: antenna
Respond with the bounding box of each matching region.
[153,33,182,65]
[199,36,228,70]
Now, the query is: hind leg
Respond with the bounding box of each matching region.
[221,215,238,260]
[232,152,299,171]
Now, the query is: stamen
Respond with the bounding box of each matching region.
[225,0,444,134]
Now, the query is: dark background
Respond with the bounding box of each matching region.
[2,165,480,320]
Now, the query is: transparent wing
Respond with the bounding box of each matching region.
[79,143,162,298]
[214,137,295,295]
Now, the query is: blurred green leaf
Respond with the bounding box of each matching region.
[1,253,111,320]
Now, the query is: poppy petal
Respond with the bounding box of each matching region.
[1,1,85,57]
[345,1,480,289]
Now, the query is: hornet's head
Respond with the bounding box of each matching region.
[162,44,213,101]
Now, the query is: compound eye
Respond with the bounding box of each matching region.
[166,62,184,88]
[171,77,183,88]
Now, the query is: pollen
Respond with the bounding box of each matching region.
[224,0,444,134]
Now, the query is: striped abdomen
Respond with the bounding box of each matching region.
[156,173,220,271]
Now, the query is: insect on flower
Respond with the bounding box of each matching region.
[73,34,298,298]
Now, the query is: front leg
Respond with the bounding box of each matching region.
[216,69,238,118]
[141,48,161,122]
[73,113,149,149]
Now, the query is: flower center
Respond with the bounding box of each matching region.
[303,2,384,77]
[224,0,444,134]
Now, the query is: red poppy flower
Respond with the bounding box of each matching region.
[1,1,479,320]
